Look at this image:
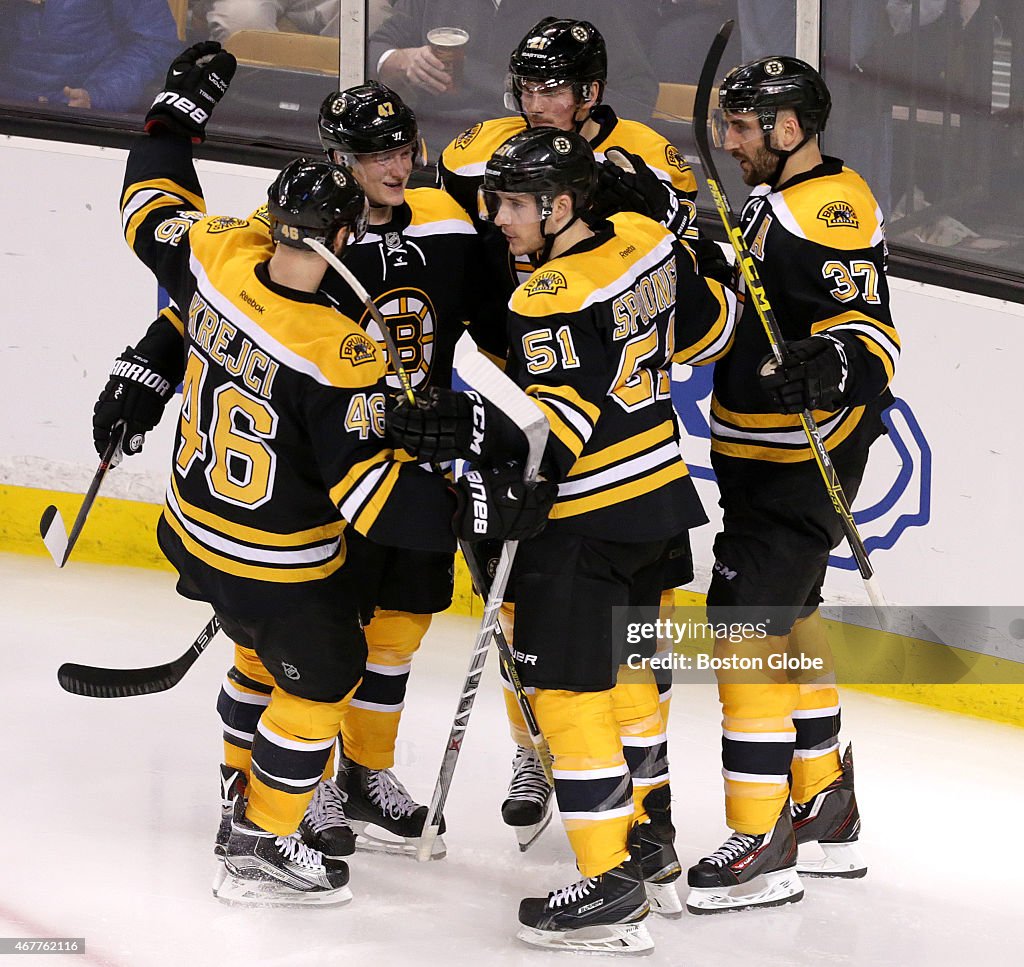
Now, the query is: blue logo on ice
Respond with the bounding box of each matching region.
[669,372,931,571]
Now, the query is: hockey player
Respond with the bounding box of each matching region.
[436,15,731,850]
[99,43,555,906]
[103,57,511,859]
[387,127,736,951]
[684,57,898,915]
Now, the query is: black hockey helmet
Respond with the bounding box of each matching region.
[318,82,425,165]
[505,17,607,114]
[481,127,597,218]
[719,56,832,137]
[267,158,368,250]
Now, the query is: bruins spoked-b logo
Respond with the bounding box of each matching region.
[332,169,348,187]
[339,332,377,366]
[552,136,573,155]
[817,200,860,229]
[524,269,568,296]
[571,25,590,42]
[764,59,785,76]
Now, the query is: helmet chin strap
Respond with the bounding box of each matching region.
[537,210,579,265]
[761,111,813,186]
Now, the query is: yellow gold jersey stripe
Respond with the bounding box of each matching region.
[329,450,390,509]
[570,420,676,476]
[350,462,401,534]
[526,383,602,425]
[160,305,184,336]
[550,462,688,518]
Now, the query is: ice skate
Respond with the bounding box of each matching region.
[636,785,682,918]
[338,755,446,859]
[501,745,553,852]
[517,832,653,954]
[686,808,803,914]
[212,764,246,895]
[300,777,355,860]
[216,798,352,907]
[792,744,866,878]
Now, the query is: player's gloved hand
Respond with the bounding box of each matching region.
[145,42,237,142]
[758,334,850,414]
[453,463,557,543]
[594,147,692,237]
[93,348,176,457]
[385,387,475,462]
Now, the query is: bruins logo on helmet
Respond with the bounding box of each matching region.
[339,332,377,366]
[665,144,689,174]
[571,25,590,42]
[764,59,785,76]
[817,200,859,229]
[206,215,248,234]
[455,123,482,150]
[552,136,573,155]
[524,269,568,296]
[332,169,348,187]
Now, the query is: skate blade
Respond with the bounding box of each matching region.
[645,879,683,919]
[351,820,447,860]
[211,861,227,897]
[797,840,867,878]
[686,867,804,915]
[513,806,553,853]
[517,921,654,955]
[215,873,353,908]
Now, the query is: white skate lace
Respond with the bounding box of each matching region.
[304,779,349,834]
[703,831,761,868]
[275,832,325,869]
[549,876,597,908]
[507,746,549,806]
[367,768,419,820]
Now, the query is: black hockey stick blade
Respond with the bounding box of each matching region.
[57,615,221,698]
[693,20,735,193]
[40,422,125,567]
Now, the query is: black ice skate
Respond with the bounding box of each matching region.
[217,798,352,907]
[337,755,446,859]
[636,785,682,918]
[791,743,866,878]
[212,764,246,895]
[517,829,653,954]
[299,777,355,860]
[501,745,553,852]
[686,808,803,914]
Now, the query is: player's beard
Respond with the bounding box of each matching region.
[736,142,781,187]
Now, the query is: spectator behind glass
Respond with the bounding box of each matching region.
[369,0,658,155]
[0,0,180,113]
[195,0,341,41]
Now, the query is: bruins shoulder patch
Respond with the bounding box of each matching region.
[665,144,690,174]
[339,332,377,366]
[817,200,859,229]
[454,123,482,151]
[205,215,249,234]
[523,270,568,297]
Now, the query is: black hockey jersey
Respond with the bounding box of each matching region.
[120,134,456,613]
[506,212,736,541]
[437,107,700,294]
[711,158,900,464]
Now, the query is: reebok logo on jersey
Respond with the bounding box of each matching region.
[464,470,489,535]
[817,201,859,229]
[466,391,485,456]
[239,289,265,314]
[523,270,567,297]
[339,332,377,366]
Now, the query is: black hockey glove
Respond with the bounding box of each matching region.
[93,348,176,457]
[145,42,237,143]
[386,387,524,464]
[453,463,557,543]
[593,147,692,238]
[758,334,850,414]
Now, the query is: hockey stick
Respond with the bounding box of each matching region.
[308,238,555,787]
[39,421,126,567]
[417,339,549,862]
[57,614,221,698]
[693,21,887,616]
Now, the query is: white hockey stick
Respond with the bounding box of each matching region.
[416,335,550,862]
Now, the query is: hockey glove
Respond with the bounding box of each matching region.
[145,42,237,143]
[594,147,692,238]
[453,463,557,543]
[93,348,176,457]
[386,387,525,464]
[758,334,850,414]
